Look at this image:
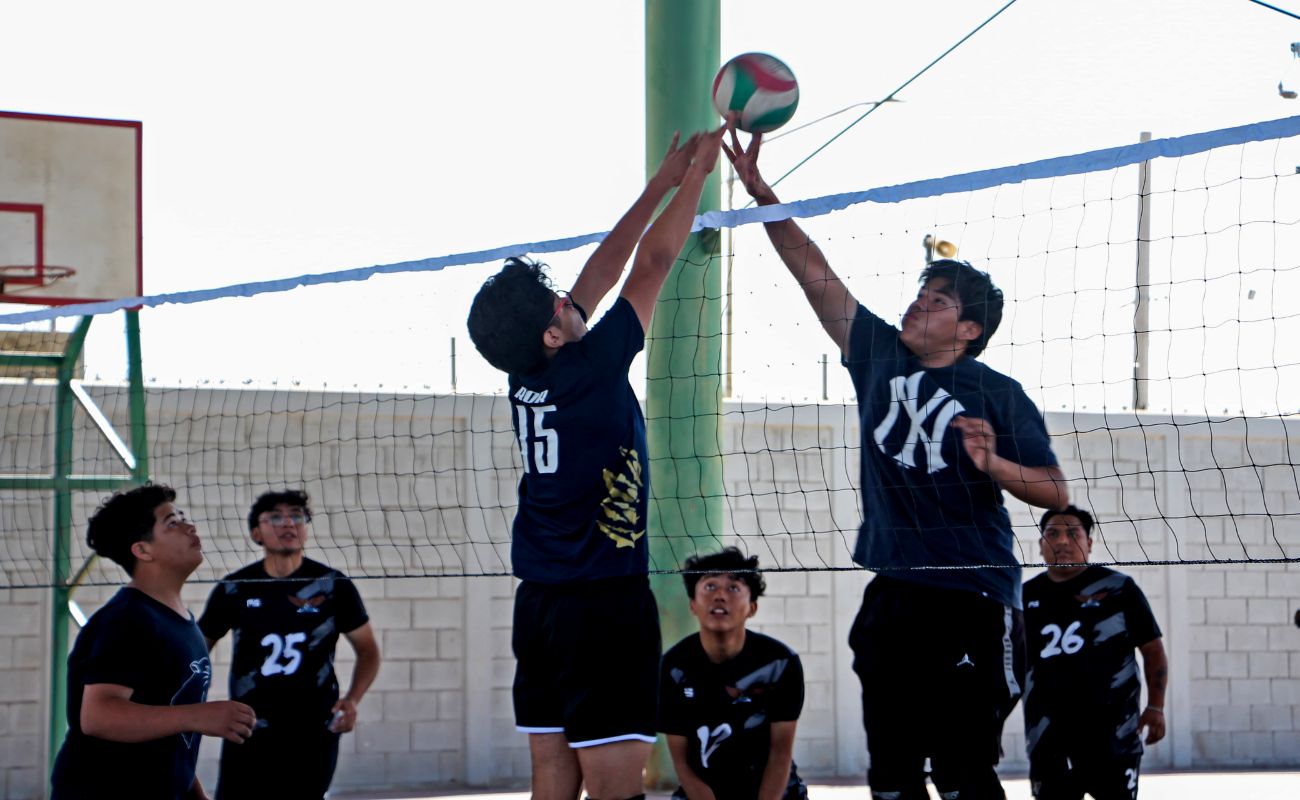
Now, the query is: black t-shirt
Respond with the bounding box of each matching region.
[51,587,212,800]
[844,304,1058,609]
[508,297,650,583]
[1023,566,1162,757]
[198,558,369,730]
[658,631,805,800]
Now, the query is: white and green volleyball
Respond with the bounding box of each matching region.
[711,52,799,134]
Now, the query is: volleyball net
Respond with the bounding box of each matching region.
[1,115,1298,588]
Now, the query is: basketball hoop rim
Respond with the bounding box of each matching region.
[0,264,78,297]
[0,264,78,285]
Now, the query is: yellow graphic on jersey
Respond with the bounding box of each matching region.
[598,447,645,548]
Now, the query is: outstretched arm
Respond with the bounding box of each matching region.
[569,131,701,319]
[621,125,727,330]
[723,122,860,356]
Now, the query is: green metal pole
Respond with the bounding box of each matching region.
[645,0,721,788]
[126,310,150,483]
[48,316,93,769]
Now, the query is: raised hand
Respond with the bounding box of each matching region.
[721,117,776,204]
[652,131,703,189]
[691,123,727,176]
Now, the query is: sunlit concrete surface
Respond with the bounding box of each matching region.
[332,771,1300,800]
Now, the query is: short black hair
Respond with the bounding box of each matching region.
[86,483,177,576]
[1039,505,1094,536]
[919,259,1004,357]
[682,546,766,599]
[248,489,313,532]
[467,257,557,376]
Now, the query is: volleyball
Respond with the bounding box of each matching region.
[712,52,799,134]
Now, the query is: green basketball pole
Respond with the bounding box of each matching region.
[644,0,721,788]
[47,317,88,770]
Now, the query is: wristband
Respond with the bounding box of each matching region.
[1145,706,1164,714]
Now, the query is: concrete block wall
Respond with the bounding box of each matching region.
[0,587,46,800]
[1,386,1298,797]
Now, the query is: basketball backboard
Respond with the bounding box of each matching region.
[0,110,141,306]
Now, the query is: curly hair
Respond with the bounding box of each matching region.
[247,488,313,532]
[682,546,766,600]
[86,483,177,576]
[919,259,1004,357]
[467,257,558,376]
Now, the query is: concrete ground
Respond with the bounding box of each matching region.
[334,771,1300,799]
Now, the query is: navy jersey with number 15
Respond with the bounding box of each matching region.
[508,297,649,584]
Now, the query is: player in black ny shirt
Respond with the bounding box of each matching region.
[1023,506,1168,800]
[726,121,1068,799]
[468,124,725,800]
[198,489,381,800]
[659,548,806,800]
[51,484,255,800]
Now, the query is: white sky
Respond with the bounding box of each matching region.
[2,0,1298,408]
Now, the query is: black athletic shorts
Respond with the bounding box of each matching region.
[1030,748,1142,800]
[848,575,1026,800]
[216,722,340,800]
[512,574,661,747]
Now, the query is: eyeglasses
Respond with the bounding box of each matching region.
[261,512,308,526]
[546,291,574,329]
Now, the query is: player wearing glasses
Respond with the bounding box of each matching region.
[197,489,381,800]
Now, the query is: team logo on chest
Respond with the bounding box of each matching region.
[289,594,326,614]
[1075,590,1109,608]
[873,371,965,474]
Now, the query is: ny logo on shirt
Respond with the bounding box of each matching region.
[872,371,965,474]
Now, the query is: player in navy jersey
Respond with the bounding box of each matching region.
[659,548,806,800]
[467,124,725,800]
[50,484,256,800]
[198,489,381,800]
[1023,506,1167,800]
[725,124,1069,799]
